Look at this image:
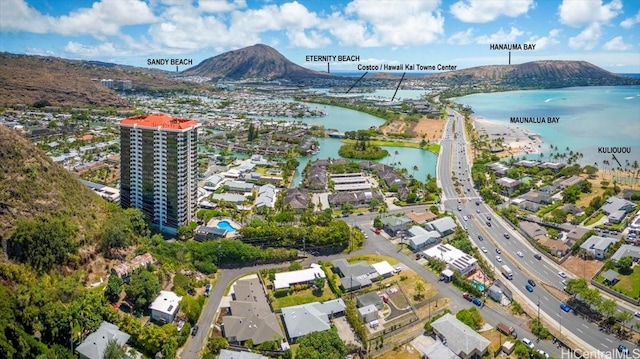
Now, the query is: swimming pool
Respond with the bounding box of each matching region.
[216,220,236,233]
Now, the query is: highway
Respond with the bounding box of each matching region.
[439,109,637,354]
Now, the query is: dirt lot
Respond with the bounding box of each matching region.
[375,344,421,359]
[381,120,407,135]
[333,316,360,348]
[562,256,604,279]
[410,117,446,140]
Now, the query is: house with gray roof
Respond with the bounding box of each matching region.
[281,299,346,341]
[331,259,377,292]
[430,313,490,359]
[219,349,267,359]
[283,188,309,211]
[211,193,246,205]
[358,304,378,323]
[223,278,283,345]
[610,244,640,262]
[76,321,130,359]
[580,235,617,260]
[225,180,255,193]
[406,225,441,251]
[255,184,277,211]
[428,217,457,236]
[601,196,637,215]
[194,226,228,241]
[608,210,628,224]
[357,291,384,310]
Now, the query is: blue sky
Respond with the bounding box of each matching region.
[1,0,640,72]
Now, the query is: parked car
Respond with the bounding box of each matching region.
[537,349,550,358]
[522,338,534,349]
[191,325,199,336]
[525,284,534,292]
[463,292,473,301]
[472,298,483,306]
[560,303,571,312]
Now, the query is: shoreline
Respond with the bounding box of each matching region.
[472,116,544,158]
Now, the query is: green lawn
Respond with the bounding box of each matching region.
[584,211,604,226]
[346,254,400,265]
[613,265,640,299]
[271,283,337,309]
[341,139,440,154]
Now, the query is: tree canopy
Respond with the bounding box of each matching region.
[296,330,347,359]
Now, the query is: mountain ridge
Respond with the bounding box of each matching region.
[181,44,336,80]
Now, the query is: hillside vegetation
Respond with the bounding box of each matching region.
[0,124,109,257]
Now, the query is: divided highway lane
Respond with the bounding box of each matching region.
[440,110,629,353]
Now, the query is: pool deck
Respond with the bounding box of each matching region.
[206,218,242,238]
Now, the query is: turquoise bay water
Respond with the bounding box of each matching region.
[455,86,640,165]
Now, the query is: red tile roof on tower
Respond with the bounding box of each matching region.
[120,113,199,130]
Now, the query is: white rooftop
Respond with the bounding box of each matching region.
[371,261,394,277]
[273,264,326,290]
[149,290,182,315]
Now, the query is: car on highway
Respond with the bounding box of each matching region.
[522,338,534,349]
[634,311,640,318]
[503,233,510,239]
[472,298,483,306]
[562,279,568,286]
[475,201,480,205]
[496,256,502,262]
[457,206,462,211]
[558,271,567,278]
[464,225,468,231]
[516,251,523,257]
[476,209,480,213]
[481,247,487,253]
[528,279,536,287]
[486,221,492,227]
[486,215,491,220]
[534,253,542,260]
[495,248,501,254]
[478,235,483,241]
[617,344,629,355]
[525,284,534,292]
[560,303,571,312]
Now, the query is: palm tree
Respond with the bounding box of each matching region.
[412,165,418,179]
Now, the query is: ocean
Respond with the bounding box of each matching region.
[455,85,640,167]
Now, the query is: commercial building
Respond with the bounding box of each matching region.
[422,244,478,276]
[119,114,200,235]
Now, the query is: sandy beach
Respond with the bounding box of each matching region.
[472,117,543,157]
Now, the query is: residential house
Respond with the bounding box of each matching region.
[430,313,490,359]
[306,162,328,191]
[273,264,326,290]
[521,190,551,204]
[211,193,247,205]
[283,188,309,211]
[380,216,412,236]
[497,177,521,195]
[519,221,548,241]
[601,196,637,215]
[559,175,583,189]
[540,162,565,171]
[406,211,438,224]
[356,291,384,310]
[76,321,130,359]
[518,200,542,213]
[225,181,255,193]
[427,217,457,236]
[255,184,277,211]
[580,235,617,260]
[358,305,378,323]
[610,244,640,262]
[488,162,510,177]
[111,253,155,280]
[514,160,539,168]
[406,225,441,251]
[328,190,383,207]
[331,259,376,292]
[281,299,346,341]
[223,278,283,345]
[422,244,478,276]
[608,210,628,224]
[149,291,182,323]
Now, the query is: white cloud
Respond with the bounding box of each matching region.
[0,0,53,33]
[620,10,640,28]
[450,0,535,23]
[603,36,631,50]
[448,28,475,45]
[64,41,122,58]
[558,0,622,27]
[198,0,246,13]
[286,30,331,48]
[476,27,524,44]
[527,29,560,50]
[333,0,444,46]
[568,23,601,50]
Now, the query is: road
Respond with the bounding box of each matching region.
[439,109,637,354]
